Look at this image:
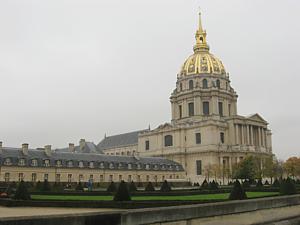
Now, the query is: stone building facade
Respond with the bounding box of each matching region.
[99,13,273,183]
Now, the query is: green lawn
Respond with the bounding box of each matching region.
[31,192,278,201]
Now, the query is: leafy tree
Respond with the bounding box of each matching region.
[113,181,131,201]
[14,180,31,200]
[263,157,281,183]
[160,180,171,192]
[283,157,300,179]
[145,182,155,192]
[128,181,137,192]
[242,179,251,188]
[233,156,257,180]
[41,179,51,192]
[229,180,247,200]
[75,182,84,191]
[279,177,297,195]
[106,181,117,192]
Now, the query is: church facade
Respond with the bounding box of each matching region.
[99,13,273,183]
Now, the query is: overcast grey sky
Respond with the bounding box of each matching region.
[0,0,299,160]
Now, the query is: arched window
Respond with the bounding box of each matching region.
[78,161,84,168]
[203,79,208,88]
[188,80,194,90]
[179,83,183,91]
[216,79,220,88]
[188,102,194,116]
[164,135,173,147]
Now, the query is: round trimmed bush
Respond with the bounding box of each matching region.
[208,180,219,190]
[113,180,131,201]
[14,180,31,200]
[279,177,297,195]
[229,180,247,200]
[160,180,171,192]
[145,182,155,192]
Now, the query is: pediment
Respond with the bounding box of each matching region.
[247,113,267,123]
[155,123,173,131]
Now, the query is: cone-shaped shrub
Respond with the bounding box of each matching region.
[160,180,171,192]
[208,180,219,190]
[272,178,280,187]
[229,180,247,200]
[113,180,131,201]
[145,182,155,192]
[129,181,137,192]
[256,179,263,188]
[14,180,31,200]
[41,179,51,192]
[75,182,84,191]
[264,180,270,185]
[242,179,250,188]
[201,179,209,189]
[279,177,297,195]
[107,181,117,192]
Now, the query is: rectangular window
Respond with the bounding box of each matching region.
[119,175,122,182]
[32,173,37,182]
[79,174,83,182]
[128,175,132,182]
[179,105,182,118]
[4,173,10,182]
[55,174,61,183]
[100,175,104,182]
[164,135,173,147]
[220,132,225,144]
[196,160,202,175]
[146,175,150,182]
[228,104,231,116]
[137,175,141,183]
[218,102,223,116]
[89,175,93,182]
[109,175,113,182]
[145,140,149,150]
[195,133,201,144]
[19,173,24,181]
[68,174,72,183]
[188,102,194,116]
[44,173,48,181]
[203,102,209,115]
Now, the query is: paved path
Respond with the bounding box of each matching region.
[0,206,122,219]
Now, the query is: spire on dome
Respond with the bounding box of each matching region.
[193,10,209,53]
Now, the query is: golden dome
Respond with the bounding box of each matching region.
[179,12,226,76]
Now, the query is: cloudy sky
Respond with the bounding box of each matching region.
[0,0,299,160]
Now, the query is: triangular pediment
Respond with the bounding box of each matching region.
[247,113,267,123]
[155,123,173,131]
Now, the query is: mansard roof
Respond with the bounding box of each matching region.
[97,129,147,150]
[0,147,183,172]
[56,142,103,154]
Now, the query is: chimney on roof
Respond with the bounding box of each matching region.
[69,143,75,153]
[44,145,52,157]
[79,139,85,151]
[22,143,29,155]
[0,141,2,154]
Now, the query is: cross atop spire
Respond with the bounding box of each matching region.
[193,10,209,53]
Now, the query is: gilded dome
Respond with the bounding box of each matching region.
[179,12,226,76]
[180,52,226,76]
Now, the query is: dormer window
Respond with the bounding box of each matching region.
[161,165,166,170]
[145,164,150,170]
[168,165,173,170]
[67,161,73,168]
[128,163,132,170]
[176,165,180,171]
[56,160,62,167]
[137,163,141,170]
[89,161,94,168]
[99,162,105,169]
[4,158,12,166]
[109,162,114,169]
[44,159,50,167]
[18,158,26,166]
[118,163,122,169]
[154,164,158,170]
[79,161,84,168]
[31,159,38,167]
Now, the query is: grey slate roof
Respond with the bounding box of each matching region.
[0,147,184,172]
[56,142,103,154]
[97,129,148,150]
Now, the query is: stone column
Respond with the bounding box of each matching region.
[235,124,239,145]
[246,125,250,145]
[241,125,244,145]
[194,96,200,116]
[258,127,261,147]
